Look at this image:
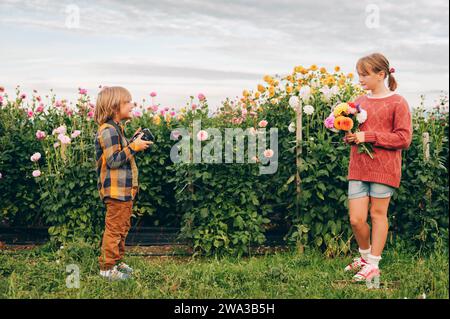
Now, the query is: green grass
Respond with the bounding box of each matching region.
[0,241,448,299]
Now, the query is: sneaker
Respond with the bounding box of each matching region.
[352,263,380,282]
[117,262,134,274]
[344,257,368,272]
[100,266,130,281]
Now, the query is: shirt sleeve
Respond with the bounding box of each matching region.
[98,127,138,169]
[364,98,413,150]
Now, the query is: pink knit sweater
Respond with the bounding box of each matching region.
[347,93,413,188]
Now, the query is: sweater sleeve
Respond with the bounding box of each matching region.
[98,127,138,169]
[364,98,413,150]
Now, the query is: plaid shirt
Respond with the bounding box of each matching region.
[95,122,139,202]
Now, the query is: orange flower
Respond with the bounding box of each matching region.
[336,116,354,131]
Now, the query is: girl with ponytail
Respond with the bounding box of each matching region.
[343,53,412,285]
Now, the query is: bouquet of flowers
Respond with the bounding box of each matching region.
[324,102,374,159]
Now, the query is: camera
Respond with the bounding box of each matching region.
[130,128,155,143]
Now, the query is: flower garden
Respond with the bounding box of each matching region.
[0,65,448,258]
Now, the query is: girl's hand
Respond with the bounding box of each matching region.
[131,133,153,152]
[346,132,365,144]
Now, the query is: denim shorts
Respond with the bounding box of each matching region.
[348,180,395,199]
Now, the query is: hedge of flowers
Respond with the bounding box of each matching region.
[0,65,448,256]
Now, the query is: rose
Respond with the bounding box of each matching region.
[258,120,268,128]
[198,93,206,101]
[36,130,46,140]
[150,92,157,97]
[263,149,274,158]
[79,88,87,95]
[30,152,41,162]
[197,130,209,141]
[32,170,41,177]
[71,130,81,138]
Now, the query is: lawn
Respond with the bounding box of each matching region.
[0,241,448,299]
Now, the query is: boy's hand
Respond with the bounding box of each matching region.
[131,133,153,152]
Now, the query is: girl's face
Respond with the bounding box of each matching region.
[357,68,386,91]
[118,99,134,120]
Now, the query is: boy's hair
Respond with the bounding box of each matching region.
[356,53,398,91]
[94,86,132,125]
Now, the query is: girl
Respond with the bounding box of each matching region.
[344,53,412,283]
[94,86,153,281]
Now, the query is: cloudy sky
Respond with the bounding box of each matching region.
[1,0,448,110]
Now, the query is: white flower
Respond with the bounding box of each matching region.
[356,109,368,124]
[299,86,311,102]
[289,96,300,108]
[288,122,296,133]
[330,85,339,95]
[303,104,315,115]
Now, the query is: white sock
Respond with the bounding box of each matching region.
[358,246,371,262]
[368,254,382,268]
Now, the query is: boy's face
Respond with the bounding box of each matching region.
[119,99,134,121]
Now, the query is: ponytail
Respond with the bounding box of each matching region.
[388,73,397,91]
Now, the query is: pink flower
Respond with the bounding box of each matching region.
[132,109,143,118]
[151,105,159,112]
[36,96,41,102]
[150,92,157,97]
[71,130,81,138]
[198,93,206,101]
[58,134,71,145]
[53,142,60,148]
[241,108,248,117]
[30,152,41,162]
[249,111,257,117]
[32,170,41,177]
[36,104,44,113]
[171,130,181,140]
[87,111,94,118]
[27,110,34,118]
[55,100,63,108]
[79,88,87,95]
[0,96,3,104]
[324,114,335,129]
[53,125,67,135]
[197,130,209,141]
[20,93,26,100]
[0,172,3,179]
[192,104,198,110]
[65,108,73,117]
[263,149,274,158]
[164,107,170,112]
[160,110,166,116]
[170,111,176,116]
[36,130,46,140]
[258,120,268,128]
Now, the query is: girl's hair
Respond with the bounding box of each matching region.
[356,53,398,91]
[94,86,132,125]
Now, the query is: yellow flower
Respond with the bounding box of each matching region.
[268,86,275,98]
[333,103,349,117]
[243,90,250,97]
[294,65,303,73]
[286,85,293,94]
[254,91,261,99]
[320,67,327,74]
[263,75,274,85]
[257,84,266,93]
[310,64,318,71]
[347,73,354,79]
[338,78,346,87]
[334,66,341,72]
[177,115,184,121]
[180,107,186,113]
[286,75,294,83]
[273,79,279,86]
[153,115,161,125]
